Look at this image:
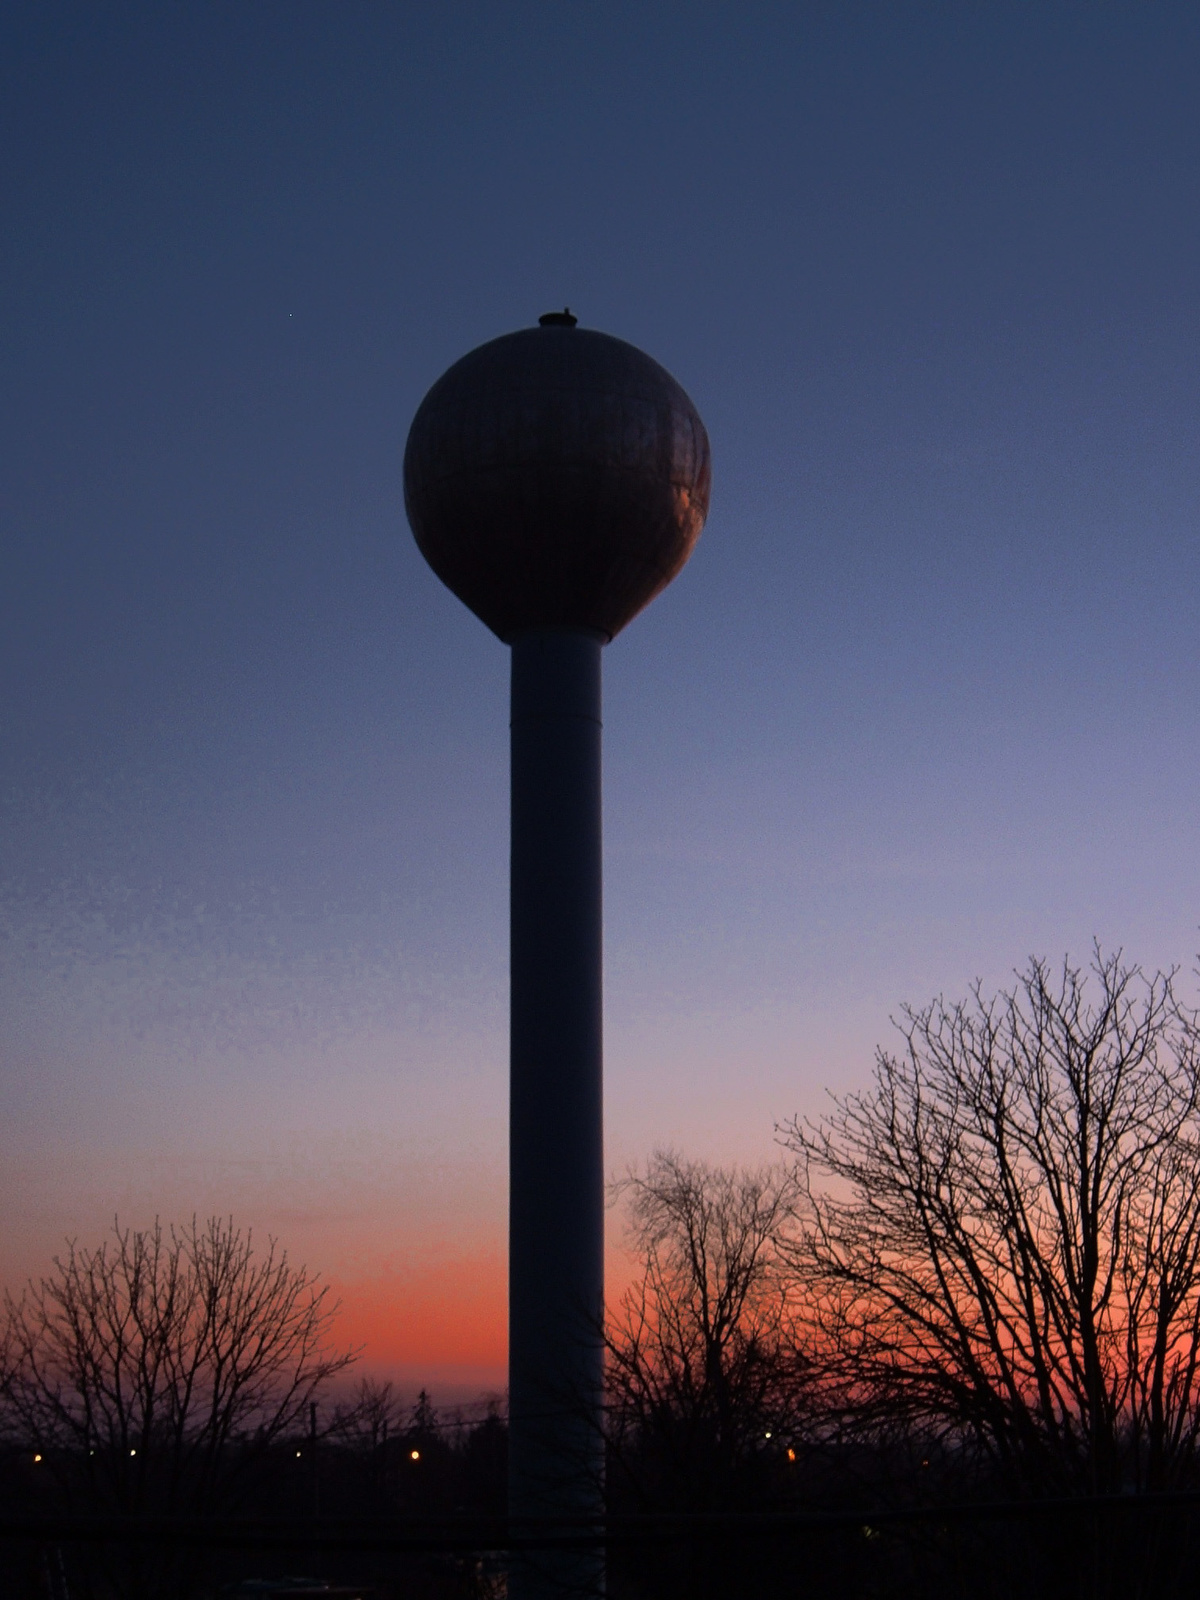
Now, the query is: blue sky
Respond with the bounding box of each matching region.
[3,1,1199,1389]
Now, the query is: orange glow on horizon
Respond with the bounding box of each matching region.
[331,1242,643,1382]
[332,1249,507,1374]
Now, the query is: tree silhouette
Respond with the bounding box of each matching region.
[783,951,1200,1500]
[1,1214,356,1522]
[605,1151,808,1513]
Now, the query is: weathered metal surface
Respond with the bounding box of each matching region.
[404,319,711,640]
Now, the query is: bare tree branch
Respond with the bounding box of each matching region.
[0,1215,357,1519]
[782,951,1200,1496]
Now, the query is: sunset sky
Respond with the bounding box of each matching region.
[3,3,1200,1398]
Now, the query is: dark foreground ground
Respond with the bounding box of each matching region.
[5,1421,1200,1600]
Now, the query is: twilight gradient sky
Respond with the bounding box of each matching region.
[3,2,1200,1396]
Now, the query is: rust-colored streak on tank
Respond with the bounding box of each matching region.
[403,321,711,641]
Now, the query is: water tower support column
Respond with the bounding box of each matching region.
[509,626,605,1596]
[403,309,711,1597]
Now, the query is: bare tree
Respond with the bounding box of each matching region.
[330,1374,403,1453]
[1,1215,357,1519]
[782,951,1200,1499]
[605,1151,808,1512]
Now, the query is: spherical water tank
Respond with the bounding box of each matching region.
[403,313,711,641]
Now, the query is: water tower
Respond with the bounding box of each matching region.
[404,311,710,1597]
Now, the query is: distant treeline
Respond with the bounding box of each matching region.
[9,951,1200,1598]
